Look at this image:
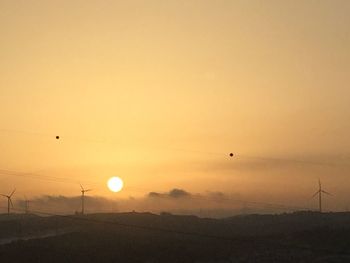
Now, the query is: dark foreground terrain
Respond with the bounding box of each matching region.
[1,211,350,262]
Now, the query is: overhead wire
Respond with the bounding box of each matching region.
[0,128,345,166]
[0,128,337,213]
[0,167,316,212]
[0,205,348,256]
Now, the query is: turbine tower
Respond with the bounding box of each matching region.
[80,184,92,215]
[1,189,16,215]
[24,195,30,214]
[312,179,331,212]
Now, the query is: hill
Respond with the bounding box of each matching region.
[1,211,350,262]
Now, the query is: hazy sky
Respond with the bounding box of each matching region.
[0,1,349,212]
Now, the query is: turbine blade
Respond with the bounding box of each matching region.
[80,183,84,191]
[322,190,332,196]
[9,198,14,208]
[0,194,7,198]
[9,188,16,197]
[312,190,320,198]
[85,189,92,192]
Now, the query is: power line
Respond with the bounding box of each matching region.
[0,206,235,241]
[0,169,81,185]
[1,128,346,166]
[1,206,349,256]
[0,167,313,212]
[0,167,314,212]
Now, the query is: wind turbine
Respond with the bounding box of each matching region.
[80,184,92,215]
[312,179,331,212]
[1,189,16,215]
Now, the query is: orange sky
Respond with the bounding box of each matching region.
[0,1,350,212]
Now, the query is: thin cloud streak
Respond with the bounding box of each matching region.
[201,154,350,172]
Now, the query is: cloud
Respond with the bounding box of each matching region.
[148,188,191,199]
[11,188,243,216]
[205,191,228,201]
[10,188,304,217]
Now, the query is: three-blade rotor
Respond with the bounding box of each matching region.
[80,184,92,193]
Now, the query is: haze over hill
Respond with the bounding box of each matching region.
[1,187,323,217]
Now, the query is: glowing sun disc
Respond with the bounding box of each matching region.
[107,177,124,192]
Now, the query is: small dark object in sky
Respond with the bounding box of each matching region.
[229,153,234,157]
[56,136,60,139]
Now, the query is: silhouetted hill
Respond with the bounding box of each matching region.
[1,211,350,262]
[0,213,40,222]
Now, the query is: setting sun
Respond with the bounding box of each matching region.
[1,1,350,261]
[107,177,124,193]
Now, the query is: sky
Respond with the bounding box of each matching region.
[0,0,350,214]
